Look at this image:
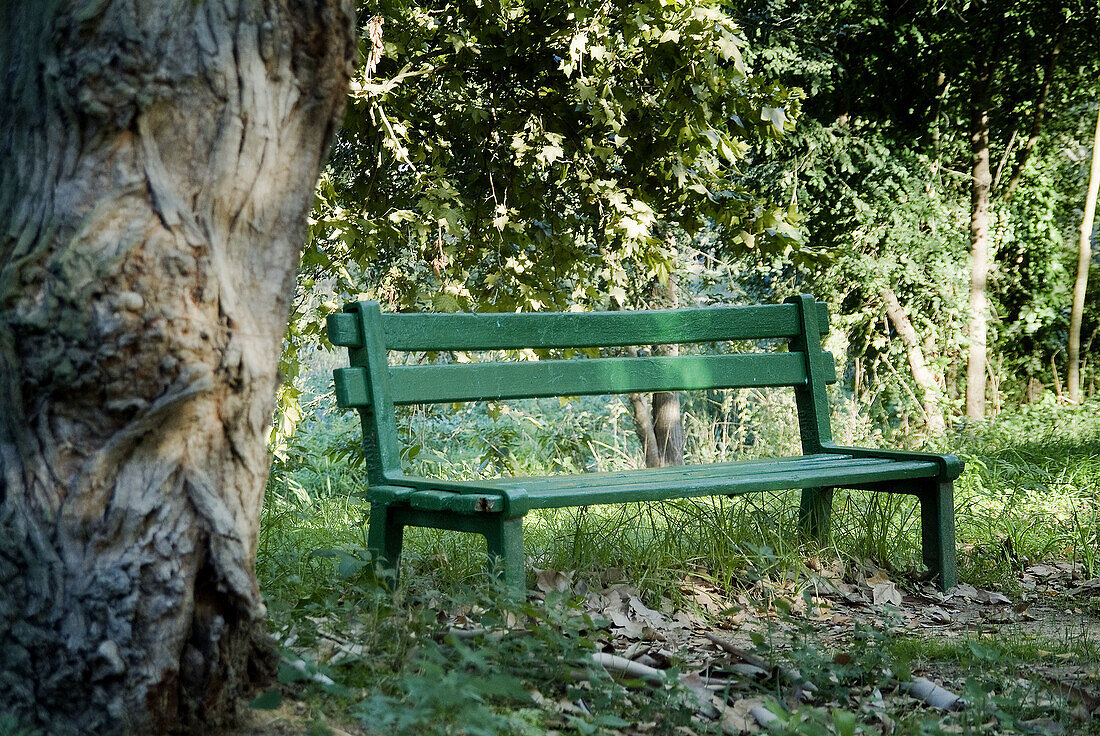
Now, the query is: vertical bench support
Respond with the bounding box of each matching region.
[367,501,405,575]
[799,487,834,540]
[787,295,836,542]
[919,480,957,589]
[485,516,526,593]
[366,504,526,593]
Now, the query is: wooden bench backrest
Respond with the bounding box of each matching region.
[327,294,836,482]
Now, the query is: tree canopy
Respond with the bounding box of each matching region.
[291,0,1100,433]
[308,0,802,316]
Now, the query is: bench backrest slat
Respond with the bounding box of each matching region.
[328,297,836,480]
[384,352,835,404]
[373,303,828,351]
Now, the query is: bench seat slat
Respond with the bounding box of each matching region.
[378,456,939,510]
[519,459,939,508]
[479,455,894,493]
[386,453,857,494]
[387,352,836,405]
[380,302,829,351]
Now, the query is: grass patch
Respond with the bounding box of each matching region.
[257,394,1100,734]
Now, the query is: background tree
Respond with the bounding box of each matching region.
[0,2,355,733]
[731,0,1100,428]
[1068,102,1100,402]
[302,0,801,466]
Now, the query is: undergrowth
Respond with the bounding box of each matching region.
[257,393,1100,735]
[264,391,1100,598]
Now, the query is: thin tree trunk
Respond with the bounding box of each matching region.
[0,3,355,734]
[628,392,662,467]
[966,67,993,420]
[881,289,947,434]
[652,390,685,465]
[647,265,685,467]
[928,68,949,188]
[1068,103,1100,403]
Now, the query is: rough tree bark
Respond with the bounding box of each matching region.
[965,65,993,421]
[1068,103,1100,403]
[0,2,355,734]
[651,389,685,466]
[880,289,946,434]
[628,387,685,468]
[628,391,663,468]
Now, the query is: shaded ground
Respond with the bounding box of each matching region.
[235,560,1100,735]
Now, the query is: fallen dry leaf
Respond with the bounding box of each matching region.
[1067,578,1100,596]
[950,583,980,600]
[923,606,953,625]
[535,568,573,593]
[720,697,767,733]
[975,588,1011,605]
[872,581,903,607]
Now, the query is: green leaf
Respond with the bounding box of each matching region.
[278,662,312,684]
[249,690,283,710]
[831,708,857,736]
[538,144,564,164]
[432,293,461,313]
[761,106,788,134]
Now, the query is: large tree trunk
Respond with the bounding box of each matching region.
[1068,103,1100,403]
[965,67,993,420]
[0,3,355,734]
[881,289,946,434]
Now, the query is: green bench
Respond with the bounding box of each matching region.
[326,295,960,592]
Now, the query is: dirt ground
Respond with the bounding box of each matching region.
[233,561,1100,735]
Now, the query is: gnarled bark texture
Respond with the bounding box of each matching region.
[0,2,355,734]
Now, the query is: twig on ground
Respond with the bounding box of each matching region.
[750,704,779,726]
[704,632,818,695]
[591,652,666,683]
[591,653,724,719]
[900,677,965,710]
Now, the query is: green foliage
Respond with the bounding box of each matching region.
[0,715,39,736]
[952,397,1100,582]
[284,0,1100,442]
[726,0,1100,420]
[309,0,802,314]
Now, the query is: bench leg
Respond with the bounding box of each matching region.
[918,480,957,591]
[368,501,404,580]
[799,486,834,541]
[484,516,525,595]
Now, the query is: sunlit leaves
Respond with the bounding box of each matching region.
[308,0,802,318]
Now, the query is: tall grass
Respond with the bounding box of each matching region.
[255,389,1100,735]
[261,377,1100,599]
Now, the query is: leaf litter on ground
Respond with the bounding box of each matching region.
[264,556,1100,735]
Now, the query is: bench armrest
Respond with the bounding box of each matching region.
[818,443,963,481]
[378,473,531,517]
